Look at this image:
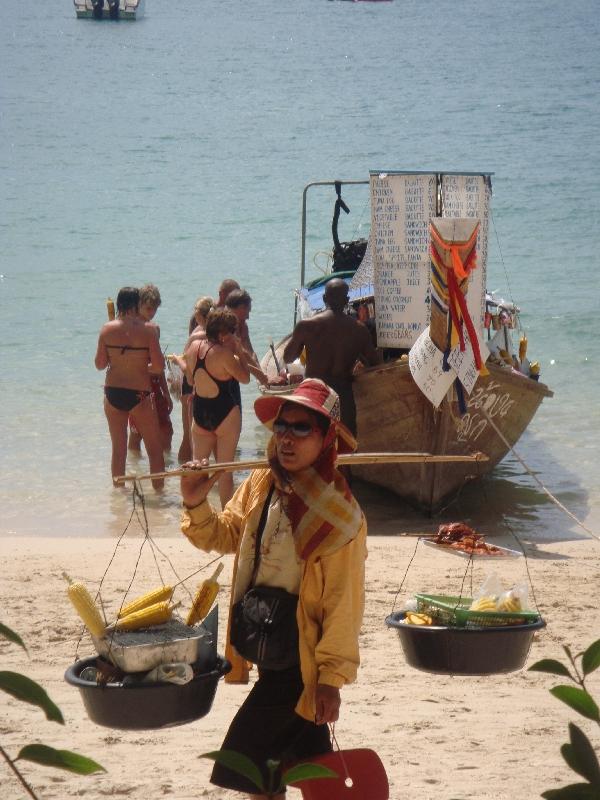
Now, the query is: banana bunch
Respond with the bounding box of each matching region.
[497,591,522,612]
[403,612,433,626]
[469,595,498,612]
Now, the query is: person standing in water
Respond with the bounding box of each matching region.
[283,278,378,436]
[128,283,174,453]
[95,287,165,491]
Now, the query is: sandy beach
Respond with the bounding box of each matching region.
[2,510,599,800]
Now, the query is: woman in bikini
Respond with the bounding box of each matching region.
[184,307,250,507]
[171,296,214,464]
[95,286,166,490]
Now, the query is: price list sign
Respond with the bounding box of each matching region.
[370,173,436,348]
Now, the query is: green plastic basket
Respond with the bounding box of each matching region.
[415,593,540,628]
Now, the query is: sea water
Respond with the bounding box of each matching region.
[1,0,598,541]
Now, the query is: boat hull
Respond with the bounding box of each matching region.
[352,359,553,513]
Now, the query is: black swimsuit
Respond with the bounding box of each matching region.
[104,344,151,412]
[192,346,239,431]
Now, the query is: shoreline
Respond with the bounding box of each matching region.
[2,531,599,799]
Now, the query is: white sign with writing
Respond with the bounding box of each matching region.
[447,336,490,395]
[370,173,437,348]
[408,327,455,408]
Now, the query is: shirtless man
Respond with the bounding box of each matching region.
[282,278,378,435]
[225,289,268,385]
[95,287,165,490]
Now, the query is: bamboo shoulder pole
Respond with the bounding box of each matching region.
[114,451,489,485]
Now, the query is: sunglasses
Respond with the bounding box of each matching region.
[273,419,319,438]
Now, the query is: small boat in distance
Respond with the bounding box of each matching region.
[74,0,144,20]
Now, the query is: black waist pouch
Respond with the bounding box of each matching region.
[230,585,299,671]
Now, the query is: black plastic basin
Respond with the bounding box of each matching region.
[386,612,545,675]
[65,655,231,730]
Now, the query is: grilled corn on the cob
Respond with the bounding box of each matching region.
[63,572,106,638]
[118,585,174,618]
[110,600,177,632]
[186,563,224,625]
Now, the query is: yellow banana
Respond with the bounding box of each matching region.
[497,594,522,612]
[469,596,498,612]
[404,612,433,626]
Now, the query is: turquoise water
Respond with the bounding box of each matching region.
[1,0,598,538]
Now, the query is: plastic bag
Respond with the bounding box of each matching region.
[142,663,193,685]
[470,573,529,612]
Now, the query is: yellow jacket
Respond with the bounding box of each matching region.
[181,468,367,721]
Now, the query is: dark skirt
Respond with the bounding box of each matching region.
[211,664,331,794]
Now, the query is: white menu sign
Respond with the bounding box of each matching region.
[370,173,436,348]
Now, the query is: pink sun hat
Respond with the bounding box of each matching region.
[254,378,357,454]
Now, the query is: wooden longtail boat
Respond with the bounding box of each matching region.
[262,174,553,514]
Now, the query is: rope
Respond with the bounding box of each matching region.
[480,407,599,542]
[74,481,221,661]
[329,723,352,784]
[390,537,421,614]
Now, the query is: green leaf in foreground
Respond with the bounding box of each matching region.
[0,622,28,653]
[582,639,600,676]
[201,750,264,793]
[560,724,600,786]
[551,686,600,722]
[542,783,600,799]
[529,659,573,679]
[0,671,64,724]
[283,762,338,785]
[17,744,105,775]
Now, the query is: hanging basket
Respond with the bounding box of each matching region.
[385,612,545,675]
[65,655,231,730]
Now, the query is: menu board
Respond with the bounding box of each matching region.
[440,174,490,329]
[370,173,436,348]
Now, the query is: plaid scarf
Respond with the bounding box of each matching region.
[267,425,363,560]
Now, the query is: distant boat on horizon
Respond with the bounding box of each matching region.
[73,0,145,20]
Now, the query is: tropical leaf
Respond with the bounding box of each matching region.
[541,783,599,799]
[0,622,28,653]
[551,686,600,722]
[283,762,338,785]
[0,671,64,724]
[560,724,600,786]
[17,744,105,775]
[529,659,573,679]
[200,750,264,792]
[582,640,600,676]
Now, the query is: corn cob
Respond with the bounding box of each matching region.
[63,572,106,638]
[186,563,224,625]
[118,585,174,618]
[109,600,179,632]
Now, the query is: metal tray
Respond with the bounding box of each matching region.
[420,538,522,559]
[93,607,218,673]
